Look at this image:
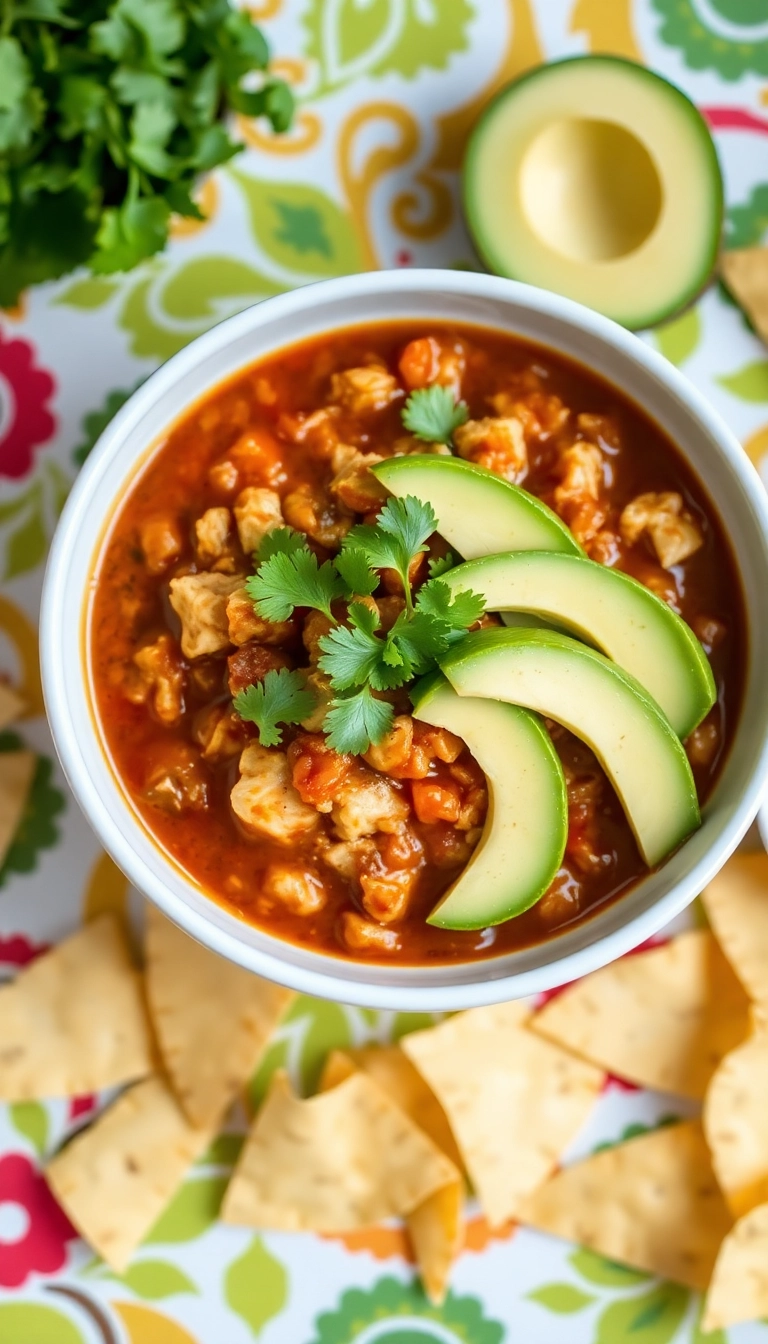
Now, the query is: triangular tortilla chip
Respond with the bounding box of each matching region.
[0,749,35,868]
[320,1044,463,1171]
[721,247,768,345]
[319,1048,463,1304]
[401,1002,603,1227]
[47,1077,211,1271]
[145,905,295,1128]
[704,1028,768,1218]
[222,1069,459,1232]
[532,929,750,1100]
[520,1120,732,1290]
[702,854,768,1008]
[703,1201,768,1332]
[0,915,152,1099]
[0,682,24,729]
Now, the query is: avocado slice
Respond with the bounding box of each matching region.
[463,56,723,329]
[440,627,700,868]
[372,455,582,560]
[411,673,567,929]
[442,552,715,739]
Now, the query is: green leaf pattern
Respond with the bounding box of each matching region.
[302,0,473,94]
[224,1237,288,1337]
[9,1101,49,1156]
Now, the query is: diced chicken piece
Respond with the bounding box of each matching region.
[192,702,247,763]
[364,716,463,781]
[398,336,466,398]
[586,529,623,567]
[228,427,287,489]
[329,366,400,414]
[392,434,451,457]
[261,863,327,915]
[231,743,320,844]
[421,822,477,869]
[489,390,569,440]
[691,614,727,655]
[139,516,183,575]
[169,572,242,659]
[636,564,683,614]
[283,483,352,549]
[143,743,209,814]
[300,670,333,732]
[302,610,335,664]
[619,492,703,570]
[233,487,283,556]
[330,451,388,513]
[537,869,581,926]
[124,633,185,727]
[318,837,377,884]
[208,458,240,497]
[454,416,527,483]
[686,720,720,768]
[340,911,401,954]
[288,734,354,813]
[194,507,232,567]
[411,779,462,825]
[187,660,225,699]
[278,408,341,461]
[577,412,620,449]
[360,869,418,924]
[227,643,292,696]
[254,377,277,406]
[226,588,294,647]
[331,766,410,841]
[553,441,606,543]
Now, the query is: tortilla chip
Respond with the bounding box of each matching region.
[0,749,35,868]
[319,1048,463,1304]
[320,1044,463,1171]
[704,1028,768,1218]
[532,929,750,1100]
[145,904,295,1128]
[721,247,768,345]
[0,915,153,1099]
[401,1002,603,1227]
[46,1077,211,1271]
[0,682,24,729]
[407,1180,464,1306]
[702,1201,768,1332]
[520,1120,732,1291]
[702,854,768,1008]
[222,1069,459,1232]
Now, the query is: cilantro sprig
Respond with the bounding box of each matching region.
[402,385,469,449]
[233,668,316,748]
[234,495,486,755]
[0,0,294,306]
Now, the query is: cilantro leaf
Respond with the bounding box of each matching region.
[346,495,436,613]
[247,546,344,622]
[402,385,469,446]
[233,668,316,748]
[255,526,305,564]
[335,545,378,596]
[386,607,453,673]
[91,193,171,274]
[318,620,383,692]
[428,551,456,579]
[416,578,485,632]
[324,688,394,755]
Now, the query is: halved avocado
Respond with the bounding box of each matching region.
[463,56,723,329]
[411,673,567,929]
[442,551,715,739]
[372,455,582,559]
[440,627,700,868]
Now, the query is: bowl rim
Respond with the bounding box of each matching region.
[41,268,768,1008]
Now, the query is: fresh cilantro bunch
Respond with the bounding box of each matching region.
[402,384,468,449]
[0,0,293,306]
[234,497,485,755]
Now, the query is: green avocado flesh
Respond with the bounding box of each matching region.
[372,455,582,560]
[442,551,715,740]
[463,56,723,329]
[440,628,700,869]
[411,674,567,929]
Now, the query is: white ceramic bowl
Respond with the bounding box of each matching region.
[41,270,768,1010]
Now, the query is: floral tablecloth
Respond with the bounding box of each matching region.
[2,2,768,1341]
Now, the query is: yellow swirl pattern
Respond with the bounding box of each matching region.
[338,103,421,268]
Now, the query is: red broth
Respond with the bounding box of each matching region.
[90,323,745,964]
